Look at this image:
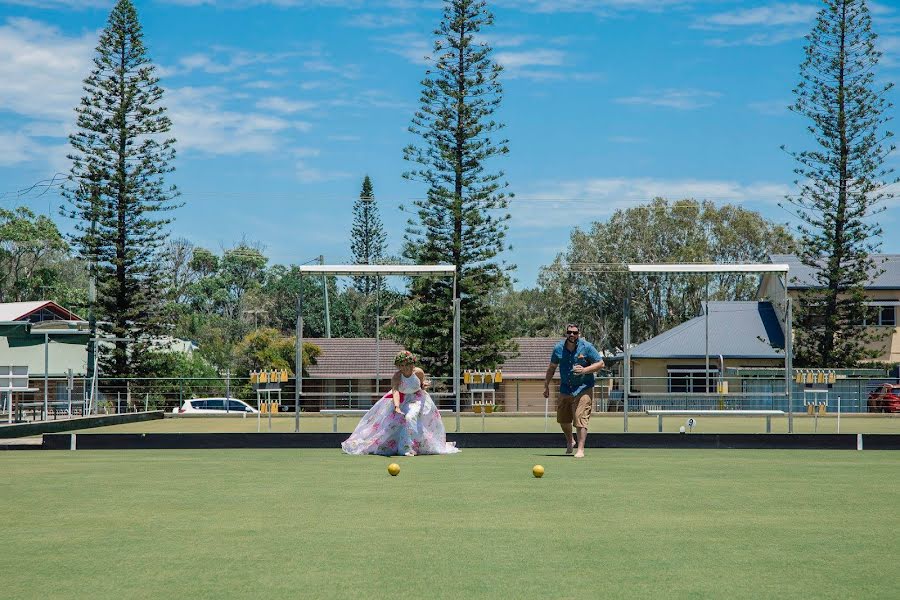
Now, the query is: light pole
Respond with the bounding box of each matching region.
[375,314,395,395]
[319,255,331,338]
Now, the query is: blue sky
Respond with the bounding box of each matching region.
[0,0,898,288]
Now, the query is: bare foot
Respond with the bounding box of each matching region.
[573,450,585,458]
[565,443,574,454]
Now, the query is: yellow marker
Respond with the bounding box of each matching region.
[532,465,545,478]
[495,370,502,383]
[387,463,400,476]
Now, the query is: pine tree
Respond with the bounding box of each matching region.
[350,175,386,297]
[62,0,179,378]
[402,0,514,375]
[783,0,896,367]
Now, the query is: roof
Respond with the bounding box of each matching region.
[0,301,84,322]
[770,254,900,289]
[304,336,562,379]
[305,338,407,378]
[629,263,788,274]
[298,264,455,276]
[618,301,785,360]
[500,337,560,379]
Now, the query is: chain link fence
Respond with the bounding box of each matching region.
[3,373,897,423]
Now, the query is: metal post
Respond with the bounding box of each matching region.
[320,255,331,338]
[225,368,231,400]
[837,395,841,434]
[295,283,303,433]
[705,273,710,397]
[516,380,520,412]
[623,274,631,432]
[375,316,380,396]
[117,391,121,415]
[43,333,49,420]
[786,296,794,433]
[453,291,461,433]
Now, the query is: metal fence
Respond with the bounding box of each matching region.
[2,373,897,423]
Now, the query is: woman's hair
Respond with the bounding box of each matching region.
[393,350,418,366]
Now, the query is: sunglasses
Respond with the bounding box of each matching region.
[566,330,580,336]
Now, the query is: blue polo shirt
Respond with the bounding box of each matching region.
[551,338,602,396]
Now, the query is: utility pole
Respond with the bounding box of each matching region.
[320,254,331,338]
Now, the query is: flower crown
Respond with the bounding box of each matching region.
[394,350,418,366]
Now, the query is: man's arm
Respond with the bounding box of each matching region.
[575,344,605,375]
[543,363,557,398]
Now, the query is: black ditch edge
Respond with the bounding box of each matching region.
[40,432,900,450]
[0,411,165,439]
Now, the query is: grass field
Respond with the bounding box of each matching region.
[74,413,900,434]
[2,448,898,599]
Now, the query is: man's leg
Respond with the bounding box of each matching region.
[574,426,587,458]
[561,423,574,453]
[557,395,575,453]
[573,391,593,458]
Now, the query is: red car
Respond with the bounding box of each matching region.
[867,384,900,413]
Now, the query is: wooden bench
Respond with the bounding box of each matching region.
[319,409,369,433]
[644,409,785,433]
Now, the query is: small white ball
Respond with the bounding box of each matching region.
[679,425,686,434]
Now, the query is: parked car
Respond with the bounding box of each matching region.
[867,384,900,413]
[172,398,258,414]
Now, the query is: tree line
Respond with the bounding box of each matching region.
[1,0,895,376]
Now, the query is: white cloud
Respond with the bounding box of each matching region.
[344,13,410,29]
[256,96,317,114]
[166,86,311,155]
[160,48,301,78]
[879,36,900,68]
[496,0,689,14]
[512,177,792,228]
[0,18,96,122]
[295,159,351,184]
[705,30,807,47]
[748,99,792,116]
[615,89,721,110]
[1,0,110,7]
[695,3,818,47]
[695,3,817,28]
[495,49,566,70]
[377,32,432,65]
[0,131,36,166]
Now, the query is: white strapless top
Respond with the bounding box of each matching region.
[398,373,422,395]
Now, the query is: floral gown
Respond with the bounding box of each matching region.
[341,373,460,456]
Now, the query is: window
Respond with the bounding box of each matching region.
[24,308,66,323]
[228,400,248,412]
[205,399,225,410]
[190,400,207,409]
[859,304,898,326]
[667,366,719,393]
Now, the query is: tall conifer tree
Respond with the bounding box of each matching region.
[350,175,386,297]
[402,0,513,375]
[62,0,179,378]
[784,0,895,366]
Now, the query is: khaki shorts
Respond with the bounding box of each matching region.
[557,390,593,429]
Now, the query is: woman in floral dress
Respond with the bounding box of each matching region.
[341,351,459,456]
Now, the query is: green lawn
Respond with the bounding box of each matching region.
[1,449,897,599]
[75,413,900,434]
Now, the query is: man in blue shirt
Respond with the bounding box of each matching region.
[543,323,604,458]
